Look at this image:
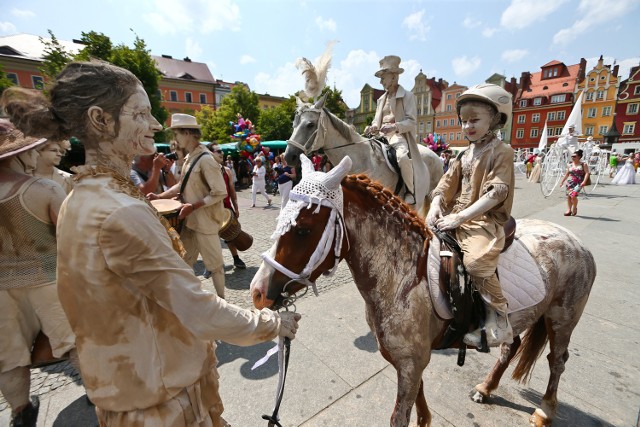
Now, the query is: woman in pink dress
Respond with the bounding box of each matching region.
[559,149,590,216]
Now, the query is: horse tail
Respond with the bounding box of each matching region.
[511,316,548,384]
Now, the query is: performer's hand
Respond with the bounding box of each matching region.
[153,153,169,170]
[147,193,159,200]
[278,312,302,340]
[364,125,378,135]
[380,123,397,134]
[426,205,443,229]
[178,203,195,219]
[435,213,464,231]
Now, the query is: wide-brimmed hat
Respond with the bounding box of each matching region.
[169,113,201,130]
[375,55,404,77]
[586,136,594,141]
[0,119,47,160]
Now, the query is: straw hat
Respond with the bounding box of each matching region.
[374,55,404,77]
[0,119,47,160]
[169,113,201,129]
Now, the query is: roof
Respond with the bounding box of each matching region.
[153,55,215,83]
[0,33,84,60]
[542,60,563,67]
[521,63,582,99]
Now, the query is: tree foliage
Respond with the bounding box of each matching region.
[315,86,347,120]
[0,65,15,95]
[39,29,73,82]
[197,85,261,143]
[258,96,297,141]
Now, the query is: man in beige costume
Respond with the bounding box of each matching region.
[427,84,515,348]
[364,55,426,206]
[0,119,77,426]
[151,114,227,298]
[3,62,300,427]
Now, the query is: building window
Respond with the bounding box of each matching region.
[585,91,594,101]
[457,132,461,140]
[627,103,639,114]
[447,94,452,100]
[185,92,192,103]
[519,100,527,107]
[547,112,556,121]
[550,94,565,103]
[547,127,554,136]
[585,126,594,135]
[532,113,540,123]
[602,106,612,117]
[170,91,178,102]
[555,128,563,136]
[32,76,44,90]
[598,125,608,135]
[622,123,635,134]
[436,120,440,127]
[446,104,452,112]
[449,132,454,140]
[517,114,526,124]
[419,122,424,132]
[635,86,640,95]
[557,111,566,120]
[530,128,539,138]
[587,107,596,118]
[455,93,461,98]
[516,129,524,139]
[533,98,542,106]
[6,72,18,85]
[199,93,207,104]
[450,118,455,126]
[596,90,604,100]
[426,122,432,132]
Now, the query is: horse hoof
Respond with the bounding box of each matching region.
[529,408,552,426]
[471,390,486,403]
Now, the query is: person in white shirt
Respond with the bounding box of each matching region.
[251,157,272,207]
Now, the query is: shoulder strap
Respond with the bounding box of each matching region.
[179,152,209,198]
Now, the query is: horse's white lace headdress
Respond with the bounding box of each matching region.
[262,154,352,294]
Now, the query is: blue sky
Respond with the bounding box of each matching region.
[2,0,639,107]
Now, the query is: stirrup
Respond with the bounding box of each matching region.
[464,328,490,353]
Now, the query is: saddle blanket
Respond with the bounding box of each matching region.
[427,235,546,320]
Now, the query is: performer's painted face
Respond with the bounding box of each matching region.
[116,85,161,156]
[380,72,398,92]
[459,103,494,143]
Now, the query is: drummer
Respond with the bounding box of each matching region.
[149,114,228,298]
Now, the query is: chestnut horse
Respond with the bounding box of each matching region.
[283,94,443,217]
[251,155,596,427]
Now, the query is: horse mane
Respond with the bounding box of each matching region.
[342,174,432,241]
[324,108,362,142]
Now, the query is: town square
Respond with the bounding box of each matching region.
[1,0,639,426]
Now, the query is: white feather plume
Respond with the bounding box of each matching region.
[296,40,337,101]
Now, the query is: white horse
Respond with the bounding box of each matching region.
[283,95,444,217]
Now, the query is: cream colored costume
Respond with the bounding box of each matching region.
[0,176,75,372]
[371,84,424,203]
[57,167,281,425]
[431,138,514,306]
[179,145,228,296]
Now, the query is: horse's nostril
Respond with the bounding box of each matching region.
[252,290,266,309]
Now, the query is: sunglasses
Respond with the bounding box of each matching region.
[212,149,223,154]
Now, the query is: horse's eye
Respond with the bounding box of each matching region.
[296,227,311,236]
[306,121,315,129]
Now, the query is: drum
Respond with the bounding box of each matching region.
[151,199,183,233]
[218,208,253,251]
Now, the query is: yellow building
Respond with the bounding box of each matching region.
[576,55,619,142]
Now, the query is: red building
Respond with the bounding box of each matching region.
[615,65,640,144]
[511,59,587,149]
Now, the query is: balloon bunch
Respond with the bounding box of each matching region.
[231,114,261,158]
[423,133,448,154]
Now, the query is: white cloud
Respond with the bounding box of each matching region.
[315,16,337,32]
[482,27,499,38]
[143,0,241,35]
[452,56,482,77]
[0,22,17,34]
[185,38,203,59]
[501,0,568,30]
[402,10,430,42]
[463,16,481,29]
[501,49,528,62]
[553,0,638,45]
[240,55,256,65]
[11,8,35,18]
[330,49,381,107]
[253,61,302,98]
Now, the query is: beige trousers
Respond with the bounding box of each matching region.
[389,134,415,195]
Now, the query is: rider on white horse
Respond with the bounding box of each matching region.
[364,55,425,206]
[427,83,515,348]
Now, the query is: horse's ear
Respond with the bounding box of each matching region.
[313,92,329,109]
[324,156,352,189]
[296,96,305,108]
[300,154,314,175]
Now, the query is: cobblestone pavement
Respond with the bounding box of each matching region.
[0,172,581,413]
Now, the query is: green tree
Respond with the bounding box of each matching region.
[198,85,261,143]
[74,31,112,61]
[39,29,73,83]
[258,96,297,141]
[0,65,15,95]
[316,86,347,120]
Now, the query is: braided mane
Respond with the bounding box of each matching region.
[342,174,432,241]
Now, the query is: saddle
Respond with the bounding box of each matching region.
[370,137,404,195]
[431,217,517,364]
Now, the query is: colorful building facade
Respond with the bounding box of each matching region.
[434,83,467,148]
[412,70,446,144]
[615,65,640,145]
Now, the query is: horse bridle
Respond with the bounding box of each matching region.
[261,192,348,310]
